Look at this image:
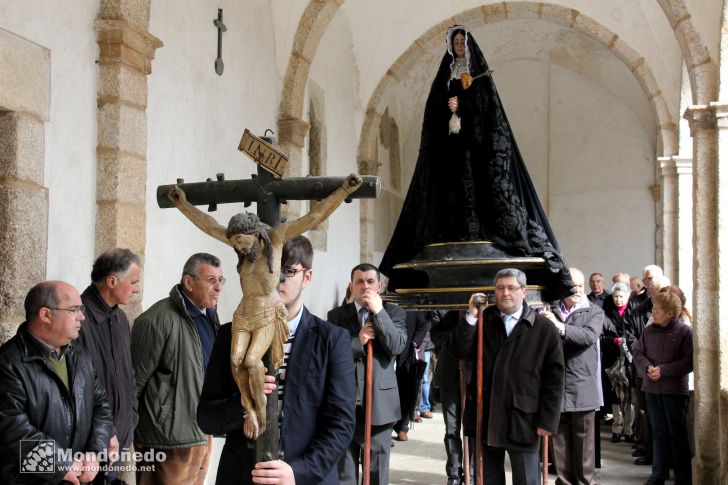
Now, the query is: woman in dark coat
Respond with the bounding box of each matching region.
[379,25,571,295]
[633,291,693,485]
[602,282,639,442]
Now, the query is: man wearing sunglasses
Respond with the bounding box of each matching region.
[131,253,224,485]
[0,281,113,485]
[198,235,356,484]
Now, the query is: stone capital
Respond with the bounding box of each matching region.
[658,156,693,176]
[684,103,728,135]
[684,105,716,135]
[357,158,380,175]
[277,117,310,149]
[95,19,163,75]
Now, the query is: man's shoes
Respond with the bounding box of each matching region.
[624,434,636,443]
[421,410,434,419]
[635,456,652,465]
[611,433,621,443]
[395,431,408,441]
[644,479,664,485]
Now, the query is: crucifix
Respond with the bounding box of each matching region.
[213,8,227,75]
[157,129,380,461]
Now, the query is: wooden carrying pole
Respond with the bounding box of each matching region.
[475,310,484,485]
[459,309,471,485]
[363,342,374,485]
[542,435,549,485]
[460,360,470,485]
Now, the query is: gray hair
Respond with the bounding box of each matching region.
[24,282,60,321]
[181,253,221,284]
[610,282,630,295]
[654,275,671,291]
[643,264,663,278]
[91,248,141,284]
[494,268,527,288]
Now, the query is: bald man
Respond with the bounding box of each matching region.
[542,268,604,485]
[0,281,113,485]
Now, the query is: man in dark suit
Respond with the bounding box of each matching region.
[197,236,356,484]
[328,263,407,485]
[393,310,429,441]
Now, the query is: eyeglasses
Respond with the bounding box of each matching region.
[494,285,524,292]
[47,305,86,315]
[195,276,226,286]
[281,267,306,279]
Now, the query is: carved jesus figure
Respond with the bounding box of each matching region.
[169,174,363,439]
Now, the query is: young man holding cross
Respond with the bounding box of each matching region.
[168,173,362,440]
[197,235,355,485]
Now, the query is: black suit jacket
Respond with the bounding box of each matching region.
[327,301,407,426]
[397,311,429,368]
[197,307,356,485]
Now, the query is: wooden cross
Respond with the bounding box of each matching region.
[156,129,379,460]
[156,129,380,227]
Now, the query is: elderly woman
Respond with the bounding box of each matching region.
[601,282,637,443]
[633,292,693,485]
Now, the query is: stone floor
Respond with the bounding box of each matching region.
[389,411,650,485]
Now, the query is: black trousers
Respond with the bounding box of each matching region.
[338,408,393,485]
[645,393,691,484]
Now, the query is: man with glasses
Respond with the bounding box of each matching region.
[456,268,564,485]
[0,281,113,485]
[77,248,141,485]
[198,235,356,484]
[131,253,224,485]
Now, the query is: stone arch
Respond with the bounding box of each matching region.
[356,2,679,262]
[656,0,718,104]
[276,0,342,194]
[275,0,342,224]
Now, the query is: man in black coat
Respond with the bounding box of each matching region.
[0,281,113,485]
[197,236,355,485]
[393,310,429,441]
[77,248,141,484]
[327,263,407,485]
[457,268,564,485]
[431,310,473,485]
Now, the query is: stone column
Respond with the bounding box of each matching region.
[658,156,693,305]
[278,116,310,220]
[0,29,50,343]
[0,113,48,343]
[684,103,727,482]
[95,13,162,320]
[357,158,379,264]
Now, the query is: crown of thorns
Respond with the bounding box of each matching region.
[226,212,271,239]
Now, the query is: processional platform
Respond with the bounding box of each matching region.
[383,241,551,310]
